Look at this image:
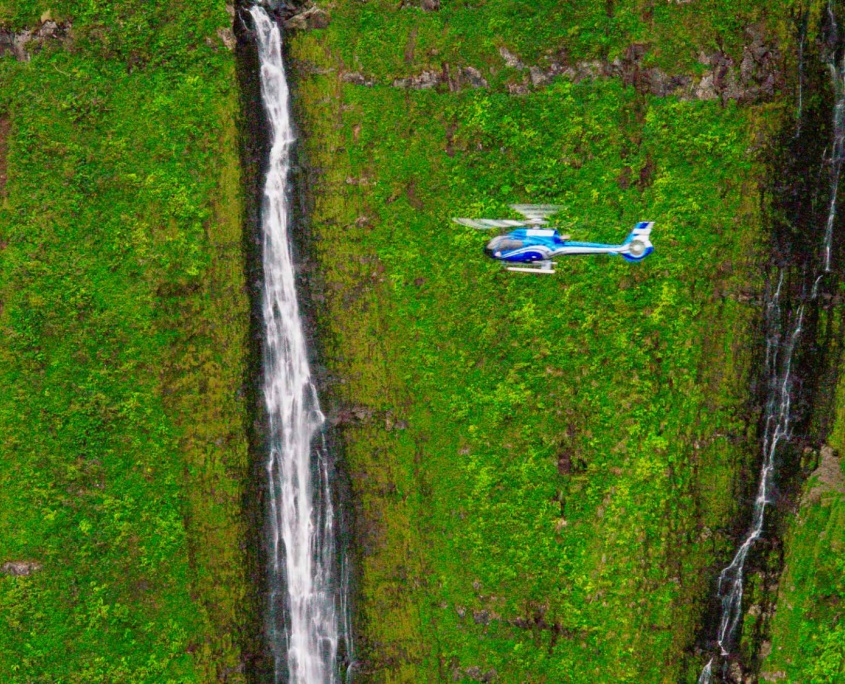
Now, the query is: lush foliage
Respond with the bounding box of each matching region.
[0,1,255,682]
[763,370,845,683]
[289,1,789,681]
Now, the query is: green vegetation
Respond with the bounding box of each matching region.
[289,1,800,681]
[2,0,842,683]
[763,377,845,683]
[0,2,256,682]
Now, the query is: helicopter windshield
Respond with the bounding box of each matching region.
[494,238,524,253]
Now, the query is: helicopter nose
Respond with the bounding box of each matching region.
[483,240,497,259]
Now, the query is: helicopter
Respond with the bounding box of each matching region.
[453,205,654,274]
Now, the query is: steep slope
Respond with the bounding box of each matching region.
[0,2,260,682]
[763,435,845,682]
[286,1,797,681]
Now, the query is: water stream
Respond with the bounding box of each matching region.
[698,5,845,681]
[251,6,351,682]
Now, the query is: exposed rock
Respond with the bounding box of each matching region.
[2,561,41,576]
[805,444,844,503]
[499,46,525,70]
[341,71,374,87]
[472,609,490,625]
[329,406,373,426]
[693,33,780,102]
[384,412,409,431]
[0,29,30,61]
[728,661,744,683]
[285,6,330,31]
[0,18,71,61]
[644,69,691,97]
[393,70,442,90]
[401,0,441,9]
[452,666,498,682]
[38,21,60,39]
[529,65,549,87]
[461,66,488,89]
[573,60,605,82]
[392,65,487,91]
[217,27,236,51]
[695,73,719,100]
[373,30,780,103]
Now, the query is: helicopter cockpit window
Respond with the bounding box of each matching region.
[496,239,524,252]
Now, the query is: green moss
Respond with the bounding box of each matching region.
[0,2,255,682]
[289,1,789,680]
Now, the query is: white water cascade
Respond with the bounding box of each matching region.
[698,273,804,684]
[698,6,845,681]
[251,6,349,683]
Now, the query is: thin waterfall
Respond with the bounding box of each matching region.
[698,5,845,681]
[823,3,845,275]
[251,5,351,682]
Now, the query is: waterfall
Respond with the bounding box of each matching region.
[251,6,351,682]
[698,5,844,681]
[823,3,845,275]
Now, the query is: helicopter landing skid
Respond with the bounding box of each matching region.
[506,260,555,274]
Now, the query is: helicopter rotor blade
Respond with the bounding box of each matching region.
[453,218,530,230]
[510,204,563,222]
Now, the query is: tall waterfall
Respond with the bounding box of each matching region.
[698,5,844,681]
[251,6,349,682]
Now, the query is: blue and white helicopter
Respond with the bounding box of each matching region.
[454,205,654,274]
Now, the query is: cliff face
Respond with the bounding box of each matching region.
[1,1,843,683]
[285,1,796,681]
[0,2,260,681]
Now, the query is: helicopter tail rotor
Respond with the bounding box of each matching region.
[621,221,654,262]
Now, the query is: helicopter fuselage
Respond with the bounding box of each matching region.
[484,223,654,265]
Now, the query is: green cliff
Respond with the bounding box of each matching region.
[0,2,258,681]
[288,1,797,681]
[1,0,844,683]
